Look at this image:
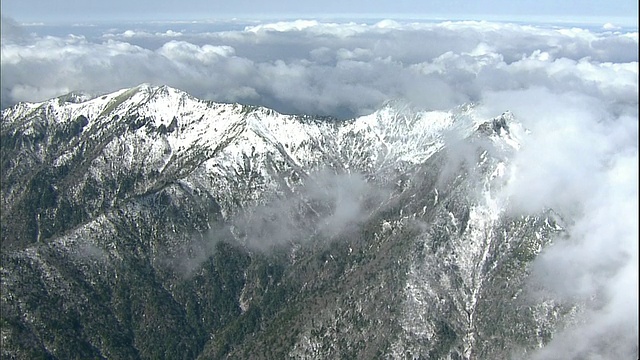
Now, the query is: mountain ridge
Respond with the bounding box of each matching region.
[1,84,569,359]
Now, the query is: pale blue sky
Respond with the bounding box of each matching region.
[1,0,638,25]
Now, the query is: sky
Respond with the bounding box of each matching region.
[1,1,638,359]
[1,0,638,24]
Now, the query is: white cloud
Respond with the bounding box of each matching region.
[244,19,322,33]
[3,19,636,116]
[158,41,236,64]
[102,29,184,39]
[476,84,637,358]
[603,22,621,30]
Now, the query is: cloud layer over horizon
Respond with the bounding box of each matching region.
[1,17,637,118]
[1,16,638,359]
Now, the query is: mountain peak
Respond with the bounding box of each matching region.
[476,111,512,136]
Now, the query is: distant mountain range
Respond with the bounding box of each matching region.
[1,84,570,359]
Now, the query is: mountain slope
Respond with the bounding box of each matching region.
[1,85,568,359]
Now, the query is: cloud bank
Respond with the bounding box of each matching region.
[1,15,637,358]
[1,17,637,118]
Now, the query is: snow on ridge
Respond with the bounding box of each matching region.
[3,84,524,177]
[340,103,458,165]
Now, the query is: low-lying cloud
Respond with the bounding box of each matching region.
[233,170,389,251]
[166,169,390,274]
[477,86,637,358]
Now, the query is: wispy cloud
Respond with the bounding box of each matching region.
[232,169,389,250]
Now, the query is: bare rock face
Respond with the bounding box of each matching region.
[1,85,567,359]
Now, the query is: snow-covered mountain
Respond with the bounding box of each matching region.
[1,84,568,359]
